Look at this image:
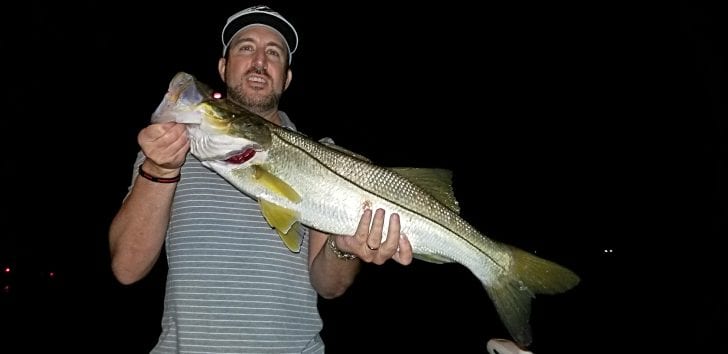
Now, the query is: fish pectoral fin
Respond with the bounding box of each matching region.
[259,199,303,252]
[390,167,460,213]
[413,253,454,264]
[253,165,301,202]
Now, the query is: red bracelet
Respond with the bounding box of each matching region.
[138,165,181,183]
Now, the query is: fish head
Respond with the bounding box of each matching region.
[151,72,273,168]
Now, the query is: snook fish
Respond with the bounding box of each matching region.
[151,72,580,347]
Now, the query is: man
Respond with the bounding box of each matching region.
[109,5,413,353]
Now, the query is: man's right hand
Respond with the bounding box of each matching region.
[138,122,190,176]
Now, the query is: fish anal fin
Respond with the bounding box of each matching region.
[413,253,454,264]
[259,199,302,252]
[390,167,460,213]
[253,165,301,202]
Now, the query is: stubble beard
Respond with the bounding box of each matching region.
[227,84,281,115]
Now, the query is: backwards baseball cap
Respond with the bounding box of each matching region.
[221,5,299,63]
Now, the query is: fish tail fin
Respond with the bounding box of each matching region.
[485,246,580,347]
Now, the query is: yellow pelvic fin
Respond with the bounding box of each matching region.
[390,167,460,213]
[259,199,303,253]
[253,165,301,202]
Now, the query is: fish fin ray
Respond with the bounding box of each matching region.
[253,166,301,202]
[413,253,454,264]
[259,199,302,252]
[390,167,461,213]
[278,221,304,253]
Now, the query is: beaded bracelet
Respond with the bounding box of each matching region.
[328,236,357,260]
[138,165,181,183]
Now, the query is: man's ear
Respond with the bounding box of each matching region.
[284,68,293,91]
[218,57,227,83]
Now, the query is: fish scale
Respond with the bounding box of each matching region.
[269,126,512,273]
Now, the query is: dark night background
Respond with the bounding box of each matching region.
[1,2,725,353]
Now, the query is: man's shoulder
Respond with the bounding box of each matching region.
[278,111,297,131]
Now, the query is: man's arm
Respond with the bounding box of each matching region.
[308,208,413,299]
[108,122,189,285]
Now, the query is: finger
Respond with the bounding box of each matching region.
[145,122,178,139]
[354,208,373,242]
[164,123,186,138]
[138,125,162,142]
[145,125,188,164]
[391,233,413,265]
[367,209,386,250]
[372,213,401,264]
[164,127,189,157]
[158,123,187,146]
[380,213,400,250]
[140,124,177,149]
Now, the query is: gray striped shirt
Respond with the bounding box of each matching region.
[131,112,324,353]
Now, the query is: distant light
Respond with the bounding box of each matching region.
[3,267,9,273]
[49,272,55,278]
[603,249,614,253]
[213,92,222,99]
[3,285,9,293]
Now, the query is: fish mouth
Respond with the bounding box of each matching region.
[222,147,259,164]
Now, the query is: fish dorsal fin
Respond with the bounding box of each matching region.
[390,168,460,214]
[253,166,301,203]
[258,199,302,252]
[318,137,372,163]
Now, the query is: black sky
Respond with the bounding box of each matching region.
[2,2,726,353]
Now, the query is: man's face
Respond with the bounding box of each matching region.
[221,25,291,113]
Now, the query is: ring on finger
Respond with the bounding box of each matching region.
[367,243,379,251]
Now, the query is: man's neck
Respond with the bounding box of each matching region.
[255,110,281,126]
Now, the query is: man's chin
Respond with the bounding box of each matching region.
[230,95,274,111]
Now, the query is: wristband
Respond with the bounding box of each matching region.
[138,165,181,183]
